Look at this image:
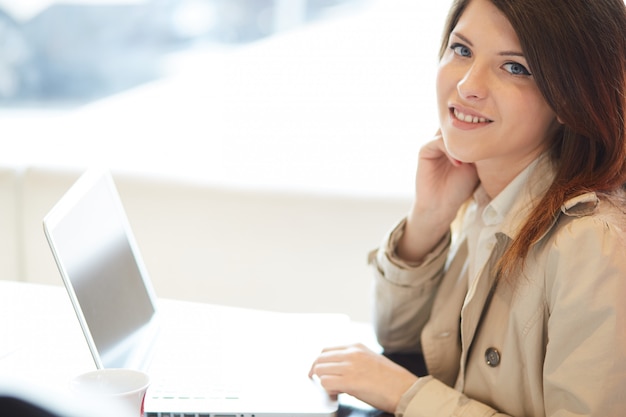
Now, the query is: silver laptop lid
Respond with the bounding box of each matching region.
[43,169,160,371]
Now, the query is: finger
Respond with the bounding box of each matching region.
[316,374,346,396]
[419,137,447,160]
[310,362,346,378]
[309,357,344,378]
[309,344,370,378]
[318,344,361,354]
[313,346,355,364]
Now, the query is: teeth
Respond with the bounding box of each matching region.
[454,109,488,123]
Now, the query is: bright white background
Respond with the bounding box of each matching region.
[1,0,452,198]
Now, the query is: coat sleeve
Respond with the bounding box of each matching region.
[541,214,626,416]
[371,218,451,352]
[399,377,510,417]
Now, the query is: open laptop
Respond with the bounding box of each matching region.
[43,169,346,417]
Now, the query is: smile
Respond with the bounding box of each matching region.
[453,108,491,124]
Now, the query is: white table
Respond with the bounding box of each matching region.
[0,280,95,388]
[0,280,381,415]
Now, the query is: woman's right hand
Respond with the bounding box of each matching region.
[396,132,479,262]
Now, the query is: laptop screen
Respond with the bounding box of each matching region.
[43,170,158,369]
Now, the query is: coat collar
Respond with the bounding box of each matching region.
[497,154,599,243]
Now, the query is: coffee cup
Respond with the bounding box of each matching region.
[70,368,150,417]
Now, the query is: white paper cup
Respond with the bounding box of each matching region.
[70,369,150,417]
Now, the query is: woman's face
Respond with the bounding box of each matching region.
[437,0,560,174]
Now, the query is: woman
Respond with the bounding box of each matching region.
[309,0,626,415]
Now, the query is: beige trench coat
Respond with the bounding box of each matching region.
[371,161,626,416]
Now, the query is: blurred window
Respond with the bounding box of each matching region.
[0,0,368,108]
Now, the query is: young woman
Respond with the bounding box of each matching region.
[309,0,626,415]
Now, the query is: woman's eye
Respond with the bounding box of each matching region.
[503,62,531,76]
[450,43,471,57]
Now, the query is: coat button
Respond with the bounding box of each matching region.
[485,348,501,367]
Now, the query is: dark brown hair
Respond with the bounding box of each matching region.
[440,0,626,277]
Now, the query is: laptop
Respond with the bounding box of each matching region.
[43,169,346,417]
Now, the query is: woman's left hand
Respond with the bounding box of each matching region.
[308,343,419,413]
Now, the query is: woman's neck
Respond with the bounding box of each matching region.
[476,154,541,199]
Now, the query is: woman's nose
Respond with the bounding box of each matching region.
[457,63,489,101]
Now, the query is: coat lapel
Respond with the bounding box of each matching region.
[456,232,511,390]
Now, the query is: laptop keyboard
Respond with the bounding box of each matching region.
[149,379,241,401]
[145,402,246,417]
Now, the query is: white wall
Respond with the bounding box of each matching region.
[14,167,409,321]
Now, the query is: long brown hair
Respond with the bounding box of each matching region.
[440,0,626,277]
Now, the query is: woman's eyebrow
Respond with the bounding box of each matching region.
[451,31,473,46]
[499,51,525,58]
